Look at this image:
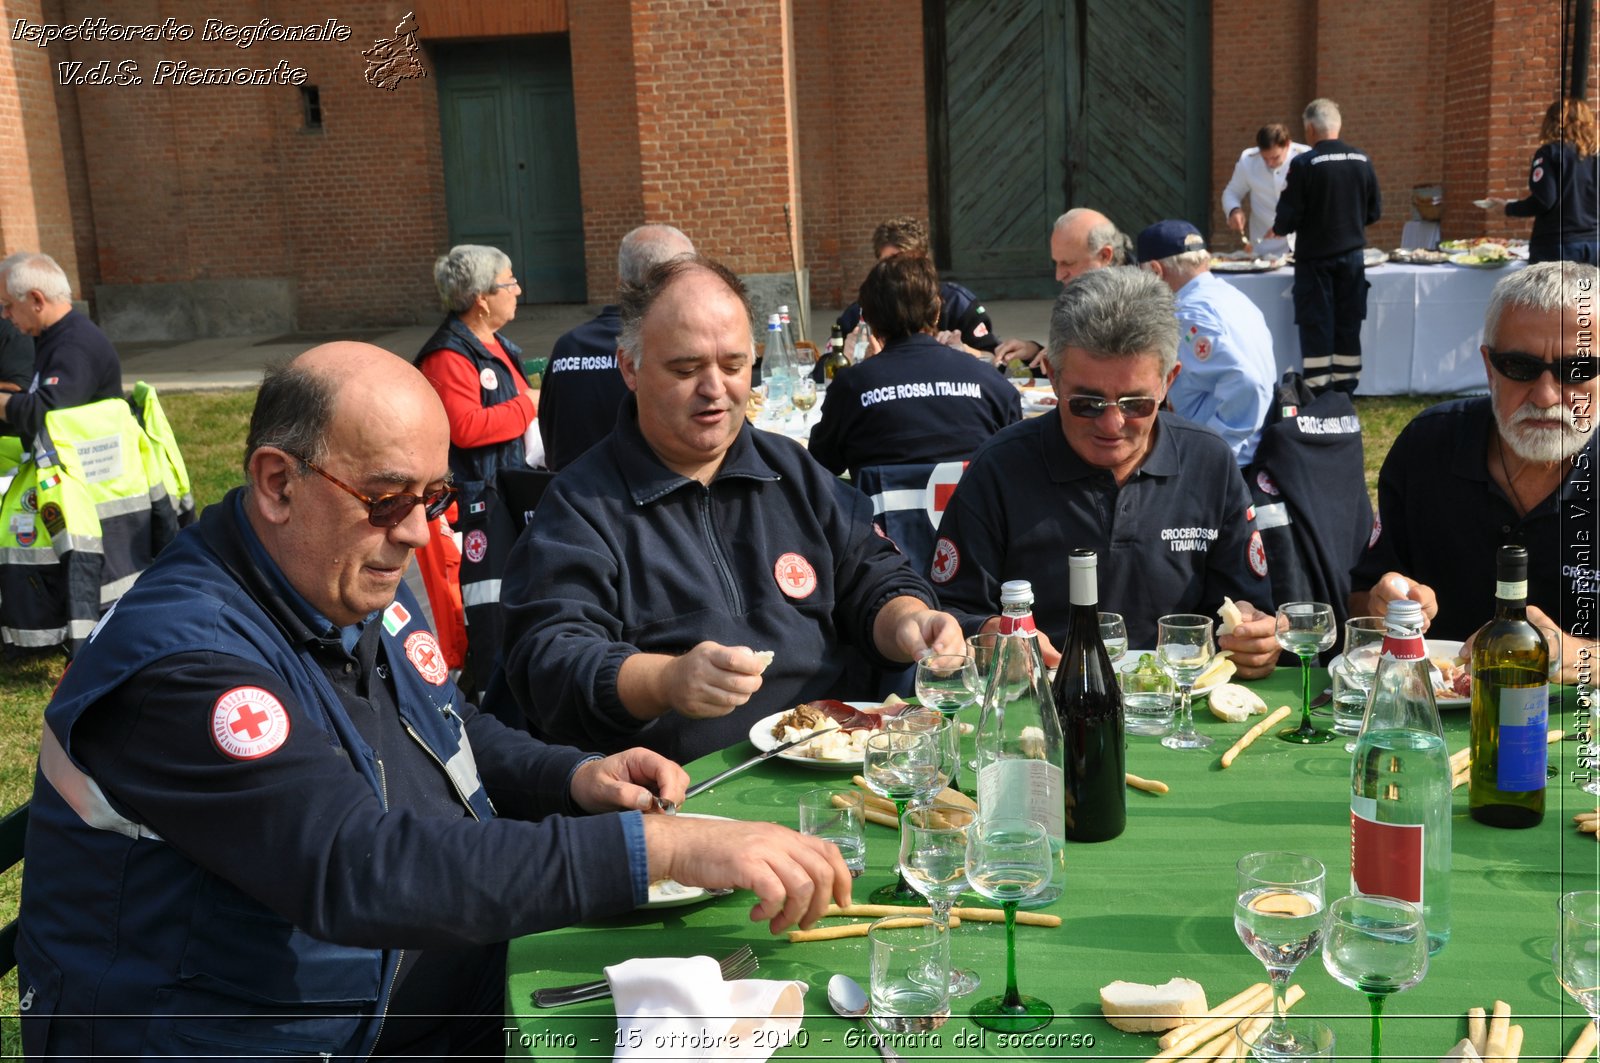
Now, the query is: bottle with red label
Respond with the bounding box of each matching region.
[975,580,1065,903]
[1349,597,1452,954]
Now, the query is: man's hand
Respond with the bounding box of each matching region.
[643,816,852,933]
[844,324,882,360]
[934,330,986,359]
[876,598,965,663]
[993,338,1044,369]
[978,614,1061,668]
[1220,601,1280,680]
[1362,572,1438,630]
[1462,604,1591,686]
[1227,208,1247,234]
[616,643,768,722]
[571,748,689,814]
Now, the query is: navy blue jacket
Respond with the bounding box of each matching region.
[0,317,31,390]
[931,411,1271,648]
[808,332,1020,480]
[498,397,939,762]
[1505,141,1599,254]
[1352,397,1595,641]
[540,306,630,471]
[1,308,123,445]
[16,491,638,1060]
[1274,138,1382,260]
[835,281,1000,353]
[414,315,526,510]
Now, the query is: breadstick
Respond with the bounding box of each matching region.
[1563,1019,1598,1063]
[1467,1006,1487,1056]
[1505,1024,1524,1063]
[1579,820,1600,834]
[950,906,1062,927]
[1486,1000,1511,1061]
[1157,983,1270,1050]
[1551,729,1567,743]
[1572,811,1600,823]
[1149,985,1301,1063]
[828,903,932,918]
[849,777,898,814]
[1452,769,1471,791]
[788,914,960,942]
[934,786,978,812]
[1228,1015,1271,1063]
[1450,747,1472,771]
[1220,706,1293,768]
[864,808,898,829]
[1127,772,1170,794]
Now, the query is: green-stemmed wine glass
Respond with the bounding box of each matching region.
[862,731,941,905]
[1321,894,1428,1063]
[1276,602,1337,744]
[965,817,1054,1032]
[1554,892,1600,1049]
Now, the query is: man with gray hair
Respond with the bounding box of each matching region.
[539,223,695,470]
[1273,98,1381,394]
[0,252,123,445]
[1351,260,1597,686]
[992,207,1130,370]
[1136,219,1276,464]
[497,255,965,760]
[930,266,1280,673]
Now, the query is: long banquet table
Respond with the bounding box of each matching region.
[507,672,1597,1060]
[1218,260,1526,396]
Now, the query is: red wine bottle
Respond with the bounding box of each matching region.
[1052,549,1126,841]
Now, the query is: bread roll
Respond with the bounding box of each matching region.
[1209,683,1268,723]
[1100,977,1207,1033]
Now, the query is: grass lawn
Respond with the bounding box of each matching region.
[0,387,1440,1038]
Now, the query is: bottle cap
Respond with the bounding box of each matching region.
[1496,545,1528,582]
[1384,597,1425,635]
[999,580,1034,606]
[768,314,781,327]
[1068,549,1097,569]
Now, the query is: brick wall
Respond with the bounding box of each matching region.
[569,1,645,300]
[0,0,82,291]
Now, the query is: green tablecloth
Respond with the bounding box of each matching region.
[507,674,1600,1060]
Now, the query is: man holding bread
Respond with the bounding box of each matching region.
[930,267,1281,676]
[16,343,851,1059]
[496,256,965,762]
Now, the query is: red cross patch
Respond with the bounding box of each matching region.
[1194,337,1213,361]
[463,529,488,564]
[1369,512,1383,549]
[1248,530,1269,579]
[931,537,960,584]
[1532,165,1545,184]
[774,552,817,599]
[1255,470,1279,497]
[405,630,450,685]
[211,686,291,761]
[973,322,989,338]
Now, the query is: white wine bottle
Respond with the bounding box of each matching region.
[1468,545,1548,829]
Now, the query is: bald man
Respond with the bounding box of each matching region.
[17,344,849,1060]
[993,207,1129,369]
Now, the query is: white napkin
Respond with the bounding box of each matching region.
[605,955,806,1062]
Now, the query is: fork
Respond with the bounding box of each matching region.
[531,944,758,1008]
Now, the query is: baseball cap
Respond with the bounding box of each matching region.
[1136,220,1207,262]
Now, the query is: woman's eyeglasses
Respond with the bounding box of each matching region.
[1064,394,1160,419]
[1486,348,1598,384]
[286,452,454,528]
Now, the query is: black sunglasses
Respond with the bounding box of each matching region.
[1486,348,1598,384]
[287,452,455,528]
[1064,394,1160,419]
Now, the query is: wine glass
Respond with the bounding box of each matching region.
[965,633,1001,775]
[1276,603,1338,743]
[1555,892,1600,1042]
[1158,614,1215,750]
[791,373,817,423]
[1334,616,1385,747]
[1098,612,1128,664]
[862,731,942,904]
[1322,894,1429,1063]
[1234,851,1326,1055]
[965,817,1054,1032]
[915,654,977,790]
[899,803,980,995]
[886,710,957,803]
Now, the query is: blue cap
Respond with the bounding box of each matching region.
[1136,220,1207,262]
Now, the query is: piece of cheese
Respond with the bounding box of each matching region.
[1217,597,1244,636]
[1099,977,1208,1033]
[1194,655,1237,690]
[750,650,775,673]
[1209,682,1268,723]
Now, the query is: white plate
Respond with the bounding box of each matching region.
[644,814,728,909]
[1327,639,1467,709]
[748,702,893,770]
[1019,387,1058,415]
[1117,650,1227,700]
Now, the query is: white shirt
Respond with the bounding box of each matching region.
[1220,142,1310,252]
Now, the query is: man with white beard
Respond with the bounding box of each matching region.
[1350,261,1597,684]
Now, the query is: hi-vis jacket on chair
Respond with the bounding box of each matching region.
[0,386,193,653]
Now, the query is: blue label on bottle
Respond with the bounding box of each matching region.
[1497,685,1549,792]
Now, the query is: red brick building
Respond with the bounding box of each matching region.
[0,0,1594,341]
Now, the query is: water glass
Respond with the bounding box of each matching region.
[1242,1016,1336,1063]
[1120,667,1176,736]
[1098,612,1128,663]
[868,914,951,1032]
[1158,613,1215,750]
[965,632,1002,772]
[797,788,865,877]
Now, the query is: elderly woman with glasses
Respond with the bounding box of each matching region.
[415,244,537,696]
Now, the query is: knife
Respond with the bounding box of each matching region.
[683,725,841,800]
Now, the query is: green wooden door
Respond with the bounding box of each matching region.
[926,0,1209,298]
[435,38,587,303]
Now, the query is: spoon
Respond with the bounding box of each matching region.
[827,973,904,1062]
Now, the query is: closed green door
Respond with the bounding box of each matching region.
[435,37,587,303]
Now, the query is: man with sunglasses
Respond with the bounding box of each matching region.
[1351,261,1598,684]
[17,343,851,1060]
[930,267,1281,674]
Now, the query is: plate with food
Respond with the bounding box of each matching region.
[1449,251,1511,269]
[749,700,912,769]
[1389,248,1451,265]
[1328,638,1469,709]
[644,814,731,909]
[1116,651,1235,700]
[1020,386,1059,414]
[1362,248,1390,268]
[1211,252,1286,273]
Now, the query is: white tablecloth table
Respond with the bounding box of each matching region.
[1217,259,1524,395]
